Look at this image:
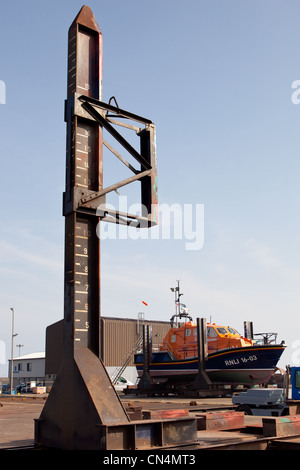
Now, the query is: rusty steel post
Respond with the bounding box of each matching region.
[138,324,154,390]
[34,5,196,451]
[35,6,130,450]
[189,318,212,391]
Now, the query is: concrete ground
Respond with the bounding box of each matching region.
[0,400,44,448]
[0,394,233,449]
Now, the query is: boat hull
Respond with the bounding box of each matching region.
[135,345,286,386]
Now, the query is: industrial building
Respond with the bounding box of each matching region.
[45,316,170,385]
[8,352,45,389]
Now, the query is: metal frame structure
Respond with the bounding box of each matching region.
[34,6,196,450]
[65,93,158,227]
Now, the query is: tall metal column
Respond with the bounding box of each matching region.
[35,4,160,450]
[33,4,202,450]
[64,2,103,362]
[35,6,129,450]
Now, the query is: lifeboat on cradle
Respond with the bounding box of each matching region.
[134,318,286,387]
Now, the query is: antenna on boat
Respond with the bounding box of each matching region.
[170,280,193,327]
[170,280,180,323]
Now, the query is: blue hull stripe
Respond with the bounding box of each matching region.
[135,345,285,372]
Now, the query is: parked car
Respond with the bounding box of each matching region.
[114,376,134,392]
[1,384,10,394]
[19,382,43,393]
[16,383,26,393]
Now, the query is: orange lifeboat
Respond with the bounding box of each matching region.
[134,283,286,387]
[160,322,254,360]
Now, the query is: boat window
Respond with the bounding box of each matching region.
[216,327,229,335]
[227,327,238,335]
[185,328,191,337]
[193,329,197,336]
[171,335,176,343]
[207,327,217,337]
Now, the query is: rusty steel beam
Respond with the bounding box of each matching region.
[35,6,130,450]
[34,5,194,450]
[78,94,153,124]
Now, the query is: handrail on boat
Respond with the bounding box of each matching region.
[253,332,278,345]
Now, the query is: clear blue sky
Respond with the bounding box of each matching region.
[1,0,300,375]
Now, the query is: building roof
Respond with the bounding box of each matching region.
[10,352,45,361]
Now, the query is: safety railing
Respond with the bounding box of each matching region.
[253,332,278,345]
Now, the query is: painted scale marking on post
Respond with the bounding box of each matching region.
[64,7,103,353]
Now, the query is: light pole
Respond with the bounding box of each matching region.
[10,308,18,395]
[16,344,24,356]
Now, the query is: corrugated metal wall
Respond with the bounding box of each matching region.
[46,317,170,373]
[101,317,170,367]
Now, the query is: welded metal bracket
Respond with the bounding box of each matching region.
[63,92,158,227]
